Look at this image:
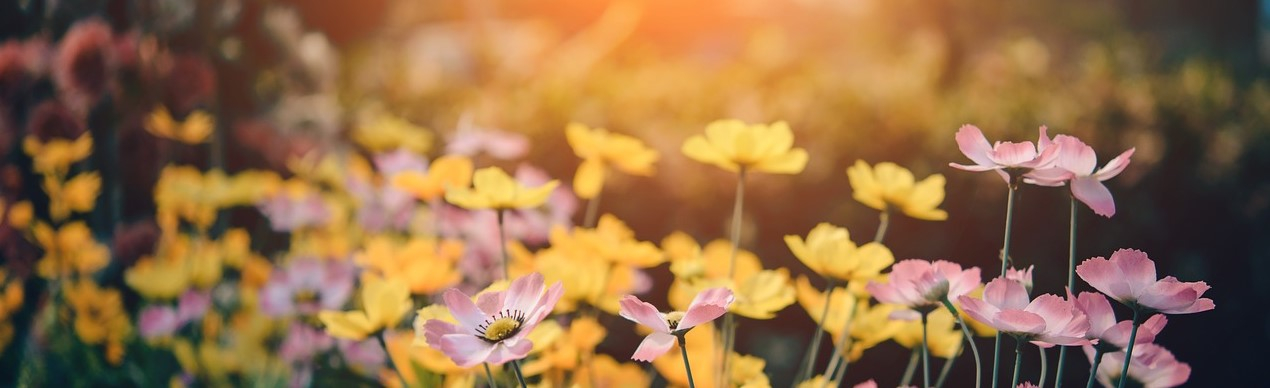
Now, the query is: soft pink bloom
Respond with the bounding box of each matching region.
[950,125,1060,183]
[867,259,981,320]
[53,18,116,116]
[339,338,388,373]
[260,259,355,316]
[257,190,331,231]
[176,290,211,324]
[1024,128,1135,217]
[1088,344,1190,388]
[1070,291,1167,350]
[853,380,878,388]
[279,323,335,363]
[446,115,530,160]
[347,172,415,233]
[422,272,563,367]
[1006,265,1034,293]
[138,305,180,339]
[1018,383,1040,388]
[958,278,1091,347]
[618,287,733,362]
[373,149,428,176]
[1076,249,1215,314]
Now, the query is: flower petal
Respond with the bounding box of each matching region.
[954,125,995,167]
[992,310,1047,335]
[1093,148,1135,181]
[438,333,496,367]
[442,289,487,334]
[1071,176,1116,217]
[1110,249,1157,298]
[484,339,533,365]
[752,149,809,174]
[631,332,677,362]
[1076,256,1134,303]
[618,295,670,333]
[984,277,1030,311]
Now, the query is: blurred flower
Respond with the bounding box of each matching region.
[570,353,649,388]
[353,113,434,154]
[681,119,808,174]
[125,254,189,300]
[409,305,477,377]
[346,159,416,233]
[163,54,217,114]
[957,277,1090,347]
[867,259,981,320]
[5,200,31,229]
[0,38,43,102]
[1005,265,1034,294]
[391,155,474,202]
[0,269,23,353]
[445,166,559,210]
[356,236,464,295]
[33,221,109,279]
[618,287,732,361]
[1025,129,1135,217]
[1076,249,1214,314]
[1071,291,1167,350]
[949,125,1059,183]
[1089,343,1190,388]
[420,272,563,367]
[795,276,899,361]
[155,166,280,230]
[43,172,100,221]
[261,258,355,316]
[446,122,529,160]
[892,308,964,359]
[256,179,331,231]
[53,18,116,115]
[23,133,92,176]
[177,289,211,324]
[279,322,334,369]
[63,280,130,363]
[138,305,180,340]
[320,275,411,340]
[553,214,663,267]
[786,223,894,284]
[566,122,659,199]
[144,106,214,144]
[846,160,948,221]
[664,234,793,319]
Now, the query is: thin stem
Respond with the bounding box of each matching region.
[678,335,697,388]
[1039,345,1048,387]
[376,332,409,388]
[484,363,497,388]
[1011,339,1023,388]
[798,285,835,382]
[826,341,854,388]
[1115,310,1143,388]
[874,209,890,243]
[510,359,528,388]
[943,299,982,388]
[1084,348,1105,388]
[922,313,932,388]
[721,168,746,383]
[900,347,921,387]
[821,288,858,381]
[1055,196,1078,388]
[497,210,510,281]
[583,183,603,228]
[993,184,1019,388]
[934,340,960,388]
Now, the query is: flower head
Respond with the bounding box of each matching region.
[1024,129,1135,217]
[847,160,948,221]
[681,119,808,174]
[1006,265,1035,294]
[352,113,434,154]
[391,155,474,202]
[1089,343,1190,388]
[53,19,116,115]
[261,258,355,316]
[420,272,563,367]
[957,277,1090,347]
[867,259,981,317]
[445,166,559,210]
[949,125,1059,184]
[1076,249,1214,314]
[23,132,93,176]
[567,122,659,199]
[786,223,894,283]
[318,275,411,340]
[1070,290,1167,350]
[618,287,733,361]
[144,106,214,144]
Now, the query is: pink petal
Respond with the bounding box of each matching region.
[1110,249,1157,298]
[956,296,1000,329]
[987,142,1040,167]
[1071,176,1116,217]
[686,287,734,310]
[442,289,486,334]
[1076,256,1134,303]
[631,332,677,362]
[949,266,982,300]
[1023,167,1073,187]
[1036,126,1054,153]
[476,291,505,316]
[618,295,670,333]
[949,162,1002,172]
[984,277,1030,311]
[484,339,533,365]
[438,333,496,367]
[1024,295,1085,335]
[954,125,996,167]
[854,380,879,388]
[993,310,1047,335]
[866,282,906,305]
[1138,278,1212,314]
[422,319,464,348]
[1074,291,1117,337]
[1093,148,1135,181]
[1052,135,1097,175]
[677,288,732,330]
[504,272,545,315]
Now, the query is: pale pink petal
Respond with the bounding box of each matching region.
[1074,291,1117,337]
[1036,126,1054,153]
[484,338,533,365]
[476,291,505,316]
[1026,139,1061,169]
[1093,148,1135,181]
[631,332,677,362]
[866,282,906,305]
[1138,314,1168,343]
[853,380,879,388]
[686,287,734,311]
[1052,135,1097,175]
[949,266,983,300]
[1076,257,1133,302]
[949,162,1002,172]
[438,333,496,367]
[956,296,1000,329]
[618,295,670,333]
[1071,176,1116,217]
[515,282,565,342]
[139,306,180,339]
[987,142,1040,167]
[422,319,464,348]
[954,125,996,167]
[1139,278,1212,314]
[993,310,1047,335]
[442,289,487,334]
[677,288,732,330]
[984,277,1030,311]
[504,272,545,314]
[1023,167,1072,186]
[1024,295,1088,340]
[1110,249,1157,297]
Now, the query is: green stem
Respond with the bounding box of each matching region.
[510,359,528,388]
[678,335,697,388]
[1039,345,1048,388]
[1084,348,1105,388]
[376,332,409,388]
[583,180,603,228]
[497,210,510,281]
[484,363,497,388]
[874,209,890,243]
[826,340,854,388]
[942,299,982,388]
[922,312,932,388]
[798,285,835,382]
[993,183,1018,388]
[900,347,921,387]
[1011,339,1023,388]
[1055,196,1077,388]
[821,288,858,381]
[1115,310,1142,388]
[721,167,746,382]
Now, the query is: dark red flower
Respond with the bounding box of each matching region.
[54,18,116,116]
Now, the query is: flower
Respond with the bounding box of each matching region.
[391,155,474,202]
[138,305,180,340]
[420,272,562,367]
[1076,249,1214,314]
[53,18,116,115]
[318,275,412,340]
[664,233,793,319]
[63,280,131,364]
[846,160,948,221]
[566,122,659,199]
[1071,291,1167,350]
[23,132,93,176]
[892,308,965,359]
[957,277,1090,347]
[794,277,900,361]
[33,221,110,279]
[444,166,559,210]
[786,223,894,283]
[352,113,434,154]
[355,236,464,295]
[43,172,100,221]
[1006,265,1034,294]
[446,119,529,160]
[949,125,1059,183]
[867,259,981,318]
[681,119,808,174]
[261,258,355,316]
[1024,129,1135,217]
[144,106,214,144]
[618,287,733,361]
[1089,343,1190,388]
[255,179,331,231]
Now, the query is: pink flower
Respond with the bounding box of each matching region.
[279,323,335,364]
[950,125,1060,184]
[446,116,529,160]
[257,191,331,232]
[958,278,1090,347]
[1088,344,1190,388]
[53,18,117,116]
[1017,383,1040,388]
[1070,291,1168,350]
[422,272,563,367]
[176,290,211,324]
[618,287,733,362]
[138,305,180,339]
[1024,129,1135,217]
[1076,249,1214,314]
[853,380,878,388]
[260,259,355,316]
[1006,265,1034,293]
[866,259,981,319]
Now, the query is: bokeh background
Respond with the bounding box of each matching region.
[0,0,1266,386]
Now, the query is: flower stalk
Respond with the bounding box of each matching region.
[376,332,409,388]
[721,167,747,383]
[1115,309,1143,388]
[993,182,1019,388]
[1011,339,1023,388]
[511,359,528,388]
[497,209,510,281]
[798,284,835,382]
[678,334,697,388]
[942,298,982,388]
[1055,195,1077,388]
[922,312,932,388]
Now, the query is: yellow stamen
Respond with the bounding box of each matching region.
[482,317,522,341]
[665,311,686,330]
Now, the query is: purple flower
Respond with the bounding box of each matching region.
[260,258,355,316]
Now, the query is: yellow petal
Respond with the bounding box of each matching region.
[572,158,605,200]
[751,148,808,174]
[681,135,739,172]
[319,310,375,340]
[847,160,885,210]
[512,180,559,209]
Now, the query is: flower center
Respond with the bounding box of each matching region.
[664,311,686,331]
[477,310,526,342]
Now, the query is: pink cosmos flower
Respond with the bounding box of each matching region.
[853,380,878,388]
[138,305,180,339]
[446,115,530,160]
[347,171,416,233]
[958,277,1091,347]
[422,272,563,367]
[1006,265,1034,294]
[1075,249,1214,314]
[257,191,331,232]
[1088,344,1190,388]
[260,259,355,317]
[1024,129,1135,217]
[618,287,733,362]
[866,259,981,320]
[279,323,335,364]
[1070,291,1167,350]
[950,125,1060,183]
[176,290,211,324]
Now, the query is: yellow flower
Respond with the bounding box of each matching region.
[388,325,473,387]
[795,276,899,361]
[33,222,110,279]
[892,308,964,359]
[125,256,191,300]
[155,166,280,229]
[391,155,474,201]
[44,172,101,221]
[663,233,793,319]
[353,113,434,154]
[0,271,23,353]
[22,133,93,175]
[565,123,659,199]
[356,236,464,294]
[527,239,640,314]
[63,280,131,345]
[4,200,33,229]
[652,323,768,388]
[144,106,214,144]
[730,353,772,387]
[847,160,948,221]
[549,215,665,268]
[796,376,839,388]
[319,275,411,340]
[681,119,808,174]
[573,354,649,388]
[785,223,894,283]
[444,166,558,210]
